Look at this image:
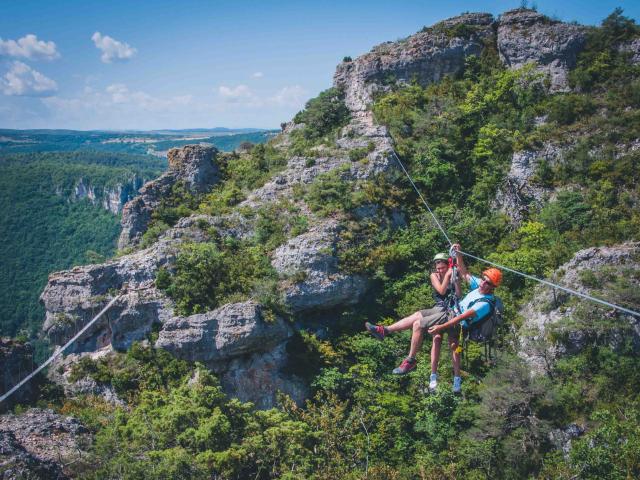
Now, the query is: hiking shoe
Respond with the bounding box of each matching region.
[392,357,417,375]
[429,373,438,391]
[365,322,387,341]
[453,376,462,393]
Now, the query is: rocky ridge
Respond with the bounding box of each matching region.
[518,242,640,375]
[37,8,596,410]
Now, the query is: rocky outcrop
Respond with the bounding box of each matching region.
[0,409,91,479]
[118,145,221,249]
[493,143,561,223]
[334,13,494,113]
[156,301,291,367]
[40,235,181,353]
[519,243,640,374]
[157,301,304,408]
[272,221,368,313]
[1,339,36,412]
[497,9,586,91]
[619,37,640,65]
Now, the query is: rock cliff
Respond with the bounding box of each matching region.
[118,145,221,249]
[497,9,586,91]
[37,8,595,410]
[518,243,640,375]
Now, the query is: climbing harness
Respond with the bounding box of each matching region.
[389,149,640,319]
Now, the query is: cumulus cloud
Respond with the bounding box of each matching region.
[268,85,306,107]
[2,61,57,96]
[91,32,136,63]
[252,71,264,78]
[43,83,193,115]
[218,84,255,102]
[0,34,60,60]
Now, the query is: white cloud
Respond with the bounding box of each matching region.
[0,34,60,60]
[268,85,306,107]
[43,83,193,116]
[218,84,255,102]
[252,71,264,78]
[91,32,136,63]
[2,61,57,96]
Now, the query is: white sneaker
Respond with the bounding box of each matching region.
[453,376,462,393]
[429,373,438,391]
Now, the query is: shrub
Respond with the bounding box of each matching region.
[293,87,350,141]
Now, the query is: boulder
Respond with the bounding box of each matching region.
[497,9,586,91]
[0,430,66,480]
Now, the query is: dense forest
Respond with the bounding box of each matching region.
[0,152,165,343]
[6,9,640,480]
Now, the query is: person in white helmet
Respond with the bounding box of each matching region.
[365,252,461,384]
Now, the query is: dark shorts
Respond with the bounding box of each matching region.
[418,306,460,339]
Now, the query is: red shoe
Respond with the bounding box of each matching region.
[365,322,387,341]
[392,357,417,375]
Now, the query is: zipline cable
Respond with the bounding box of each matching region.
[389,149,640,318]
[390,150,453,246]
[0,293,122,406]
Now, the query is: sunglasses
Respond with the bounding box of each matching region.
[482,276,496,288]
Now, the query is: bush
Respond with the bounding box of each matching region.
[293,87,350,141]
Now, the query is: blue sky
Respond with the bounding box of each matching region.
[0,0,638,130]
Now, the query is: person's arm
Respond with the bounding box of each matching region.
[452,243,472,283]
[430,269,452,296]
[428,308,476,335]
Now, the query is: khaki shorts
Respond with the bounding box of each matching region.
[419,306,460,338]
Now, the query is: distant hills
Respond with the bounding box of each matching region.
[0,128,279,157]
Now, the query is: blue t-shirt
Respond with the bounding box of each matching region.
[457,276,493,324]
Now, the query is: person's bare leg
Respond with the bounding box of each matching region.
[387,311,422,333]
[431,334,443,374]
[408,319,425,358]
[449,337,461,377]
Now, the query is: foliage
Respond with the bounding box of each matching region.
[293,87,350,141]
[158,239,278,315]
[0,151,163,338]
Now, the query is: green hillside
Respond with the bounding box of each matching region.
[0,152,166,339]
[11,10,640,480]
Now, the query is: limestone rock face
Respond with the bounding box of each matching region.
[497,9,586,91]
[156,301,292,366]
[118,145,220,249]
[40,236,182,353]
[0,409,91,479]
[518,243,640,374]
[493,143,561,224]
[272,221,368,313]
[334,13,494,113]
[156,301,304,408]
[221,342,308,409]
[620,37,640,65]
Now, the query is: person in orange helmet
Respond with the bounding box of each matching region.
[427,243,502,392]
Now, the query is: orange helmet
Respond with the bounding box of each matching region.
[482,268,502,288]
